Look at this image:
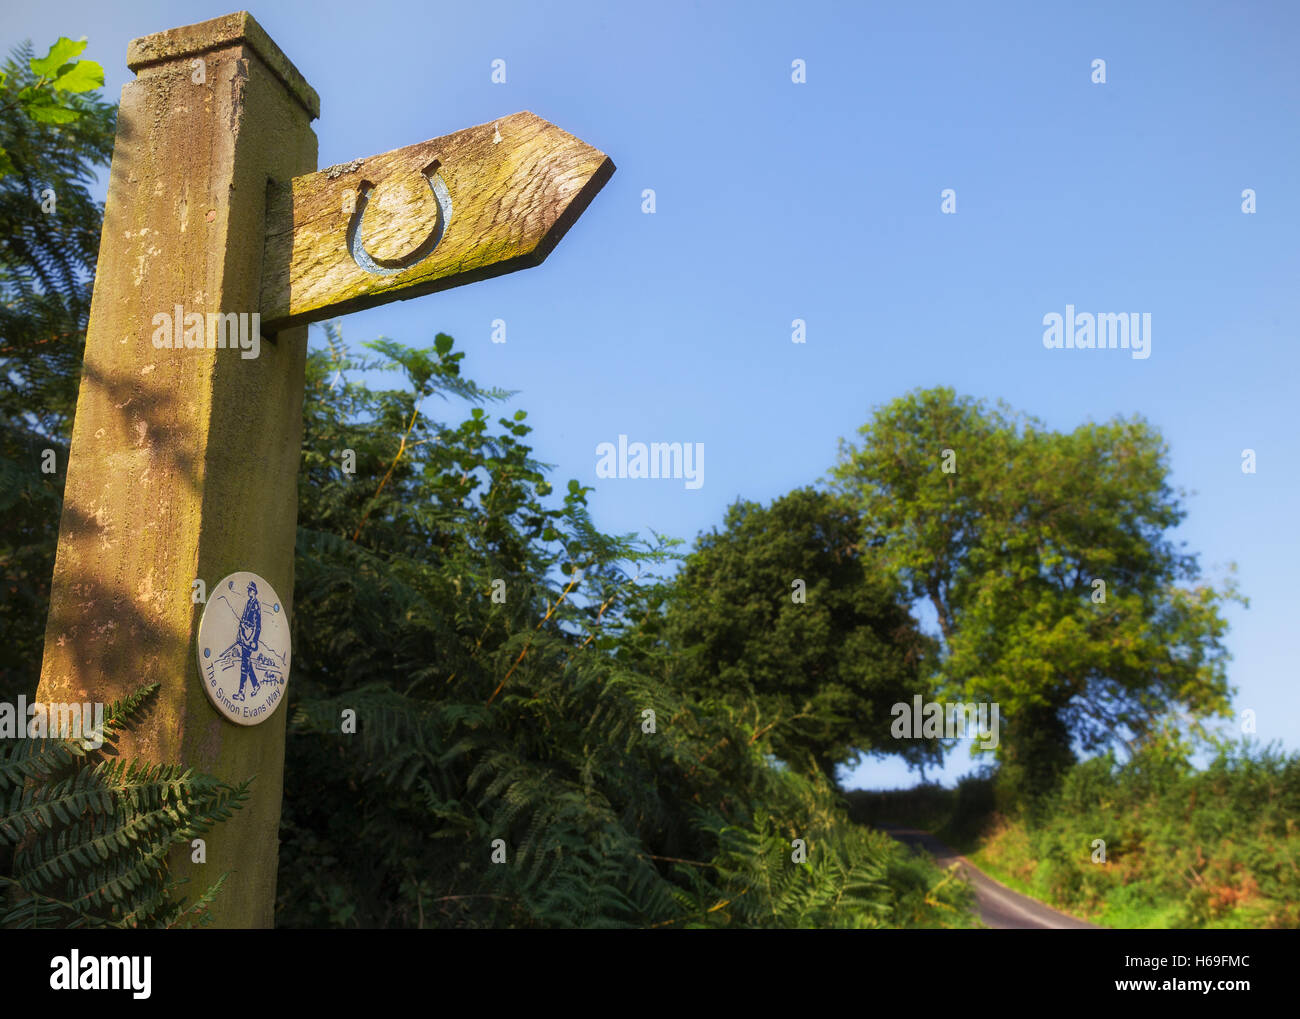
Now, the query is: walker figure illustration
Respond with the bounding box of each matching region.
[233,580,263,702]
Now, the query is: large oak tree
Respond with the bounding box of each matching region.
[832,387,1238,804]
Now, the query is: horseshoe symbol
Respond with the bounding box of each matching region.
[346,159,453,276]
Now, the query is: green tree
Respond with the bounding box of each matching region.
[658,488,938,785]
[0,38,114,702]
[0,37,105,178]
[831,387,1239,806]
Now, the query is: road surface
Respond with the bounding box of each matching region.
[881,825,1100,929]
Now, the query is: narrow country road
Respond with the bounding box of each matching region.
[881,825,1101,929]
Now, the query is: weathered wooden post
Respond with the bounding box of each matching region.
[35,10,612,927]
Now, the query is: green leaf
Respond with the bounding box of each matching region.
[25,103,80,125]
[52,60,103,94]
[30,38,87,78]
[434,333,454,357]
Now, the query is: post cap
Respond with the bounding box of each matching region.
[128,10,319,120]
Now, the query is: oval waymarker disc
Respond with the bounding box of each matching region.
[196,572,291,726]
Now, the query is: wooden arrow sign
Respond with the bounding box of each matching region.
[260,110,614,331]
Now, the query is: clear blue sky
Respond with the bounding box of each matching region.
[5,0,1298,789]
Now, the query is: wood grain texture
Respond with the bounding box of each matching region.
[260,111,614,330]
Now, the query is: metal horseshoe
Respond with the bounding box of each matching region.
[346,159,453,276]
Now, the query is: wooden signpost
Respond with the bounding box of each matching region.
[34,10,613,927]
